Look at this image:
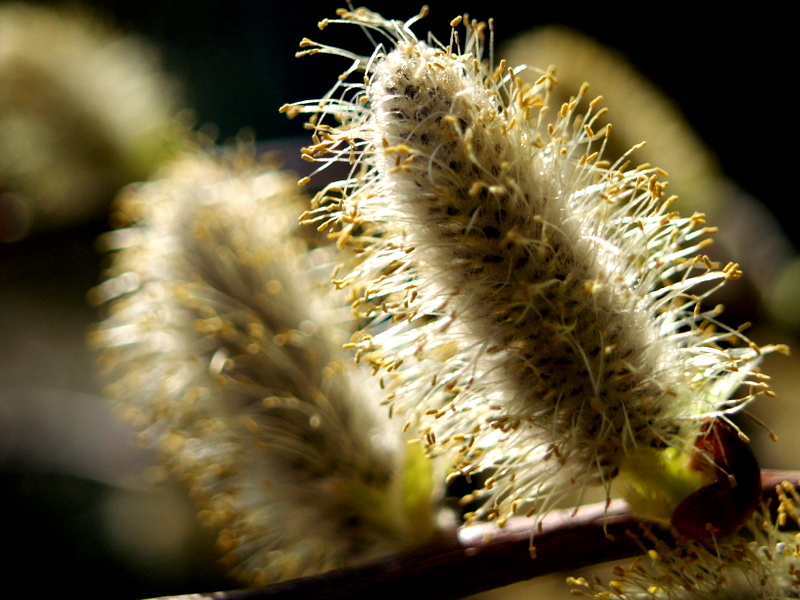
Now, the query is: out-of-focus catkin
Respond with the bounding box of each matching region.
[286,7,786,529]
[0,2,184,241]
[90,149,438,585]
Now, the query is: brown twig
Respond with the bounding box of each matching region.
[151,470,799,600]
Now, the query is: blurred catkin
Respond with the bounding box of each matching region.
[503,27,800,330]
[502,27,724,220]
[287,7,783,532]
[90,148,439,585]
[0,2,184,241]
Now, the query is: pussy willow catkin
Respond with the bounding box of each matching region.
[90,149,438,585]
[285,7,785,531]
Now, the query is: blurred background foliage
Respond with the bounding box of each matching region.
[0,1,793,599]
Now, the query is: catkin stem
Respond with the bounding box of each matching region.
[149,470,800,600]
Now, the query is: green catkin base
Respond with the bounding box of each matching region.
[91,149,438,585]
[288,7,783,526]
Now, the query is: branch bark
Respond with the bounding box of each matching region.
[152,470,799,600]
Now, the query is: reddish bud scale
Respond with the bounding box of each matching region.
[671,420,761,541]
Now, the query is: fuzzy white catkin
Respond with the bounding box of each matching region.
[287,7,784,527]
[90,149,438,585]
